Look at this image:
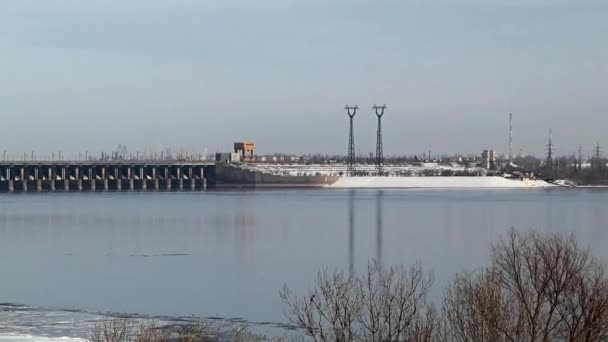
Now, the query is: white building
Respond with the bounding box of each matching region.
[481,149,496,170]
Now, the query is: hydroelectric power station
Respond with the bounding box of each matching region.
[0,161,213,193]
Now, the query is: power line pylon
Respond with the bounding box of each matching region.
[373,104,387,176]
[345,105,358,176]
[594,143,602,170]
[578,144,583,171]
[546,128,554,177]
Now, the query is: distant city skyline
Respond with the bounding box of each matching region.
[1,0,607,157]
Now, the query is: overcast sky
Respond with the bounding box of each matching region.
[1,0,607,158]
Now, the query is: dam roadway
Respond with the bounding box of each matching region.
[0,161,215,193]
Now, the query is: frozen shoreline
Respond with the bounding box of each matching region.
[329,176,555,189]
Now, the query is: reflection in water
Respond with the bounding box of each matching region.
[376,190,383,269]
[2,190,608,333]
[235,193,256,264]
[546,195,554,231]
[348,189,355,275]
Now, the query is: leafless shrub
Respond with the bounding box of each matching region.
[88,319,273,342]
[280,261,435,342]
[281,267,358,341]
[89,319,134,342]
[357,262,436,341]
[443,269,524,342]
[443,229,608,341]
[176,321,213,341]
[557,259,608,341]
[230,324,267,342]
[133,321,172,342]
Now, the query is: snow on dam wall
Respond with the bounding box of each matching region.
[208,164,339,188]
[208,165,554,189]
[329,176,554,189]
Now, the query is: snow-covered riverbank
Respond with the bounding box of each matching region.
[329,176,555,189]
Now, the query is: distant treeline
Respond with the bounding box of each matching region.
[528,155,608,185]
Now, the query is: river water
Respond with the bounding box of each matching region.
[1,189,607,340]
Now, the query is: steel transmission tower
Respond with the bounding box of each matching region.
[373,104,387,176]
[546,128,554,176]
[578,144,583,171]
[594,143,602,170]
[345,105,358,176]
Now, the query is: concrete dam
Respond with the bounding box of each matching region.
[0,161,214,193]
[0,161,339,193]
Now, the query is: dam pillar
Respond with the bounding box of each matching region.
[50,167,56,192]
[21,168,27,192]
[178,167,183,191]
[8,167,14,192]
[116,168,122,191]
[166,167,171,190]
[63,168,69,191]
[21,167,27,192]
[152,167,157,190]
[200,166,207,189]
[141,167,147,191]
[36,167,42,192]
[76,167,82,191]
[128,167,134,191]
[189,167,195,190]
[90,168,96,191]
[102,167,108,191]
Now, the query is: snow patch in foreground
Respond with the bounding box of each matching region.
[329,176,554,188]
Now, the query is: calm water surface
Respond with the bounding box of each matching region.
[0,189,607,338]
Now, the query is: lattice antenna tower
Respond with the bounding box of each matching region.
[373,104,387,176]
[508,113,513,164]
[345,105,358,176]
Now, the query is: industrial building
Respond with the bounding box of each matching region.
[234,142,255,161]
[482,149,497,170]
